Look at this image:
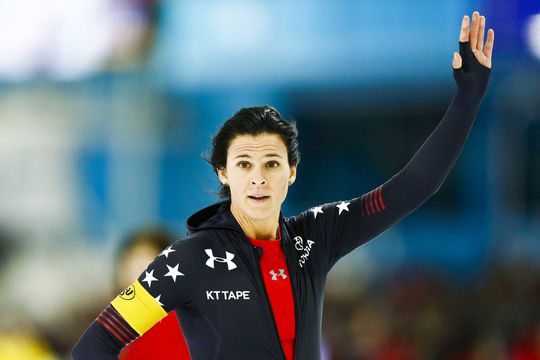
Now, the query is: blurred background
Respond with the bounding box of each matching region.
[0,0,539,359]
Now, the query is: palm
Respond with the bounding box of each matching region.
[453,11,495,70]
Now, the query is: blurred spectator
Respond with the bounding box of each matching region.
[510,320,540,360]
[320,262,540,360]
[0,330,57,360]
[0,229,58,360]
[114,227,173,293]
[114,227,191,360]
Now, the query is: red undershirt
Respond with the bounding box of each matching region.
[248,229,296,360]
[119,311,190,360]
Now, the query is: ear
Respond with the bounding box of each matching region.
[217,167,228,185]
[288,165,297,186]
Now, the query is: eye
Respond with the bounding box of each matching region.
[266,161,280,168]
[238,161,251,169]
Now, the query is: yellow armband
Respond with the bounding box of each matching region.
[111,280,167,335]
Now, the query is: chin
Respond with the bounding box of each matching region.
[245,208,273,221]
[242,202,275,221]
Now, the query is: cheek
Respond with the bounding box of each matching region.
[278,185,289,201]
[227,171,247,192]
[276,173,291,193]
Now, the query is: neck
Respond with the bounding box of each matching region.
[230,203,280,240]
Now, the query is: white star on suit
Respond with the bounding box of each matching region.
[310,206,324,219]
[164,263,184,282]
[336,201,350,215]
[160,246,175,258]
[154,295,164,307]
[142,269,158,287]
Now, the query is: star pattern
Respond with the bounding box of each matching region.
[164,263,184,282]
[160,246,175,258]
[154,294,164,307]
[336,201,350,215]
[142,269,158,288]
[310,206,324,219]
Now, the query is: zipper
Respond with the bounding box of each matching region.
[249,244,287,360]
[282,234,300,360]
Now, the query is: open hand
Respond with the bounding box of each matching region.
[452,11,494,70]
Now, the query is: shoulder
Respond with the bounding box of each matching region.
[169,232,211,251]
[168,230,232,258]
[284,205,321,229]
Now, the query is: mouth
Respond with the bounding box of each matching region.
[248,195,270,203]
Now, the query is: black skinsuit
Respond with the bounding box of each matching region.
[72,41,491,359]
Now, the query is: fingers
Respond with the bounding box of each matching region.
[452,52,462,69]
[459,15,470,42]
[477,16,485,52]
[457,11,495,69]
[469,11,480,50]
[484,28,494,61]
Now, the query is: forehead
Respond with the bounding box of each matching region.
[227,133,287,157]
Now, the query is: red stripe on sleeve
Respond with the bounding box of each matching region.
[369,191,375,214]
[101,311,135,342]
[99,314,130,344]
[362,194,370,216]
[373,189,381,212]
[377,186,386,210]
[106,307,137,339]
[97,317,128,345]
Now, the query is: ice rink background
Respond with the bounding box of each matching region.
[0,0,539,358]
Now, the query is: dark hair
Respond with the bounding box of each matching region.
[206,105,300,199]
[115,227,174,264]
[113,226,175,291]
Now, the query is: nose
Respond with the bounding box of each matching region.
[251,177,266,185]
[250,168,267,185]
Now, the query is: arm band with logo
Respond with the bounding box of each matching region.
[72,281,167,359]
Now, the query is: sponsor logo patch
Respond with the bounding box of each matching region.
[119,285,136,300]
[269,269,287,280]
[206,290,251,301]
[205,249,237,270]
[294,235,314,268]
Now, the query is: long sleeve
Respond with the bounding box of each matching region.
[72,239,197,359]
[72,312,130,359]
[392,94,482,201]
[288,41,491,270]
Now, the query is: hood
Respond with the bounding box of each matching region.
[186,200,287,237]
[186,201,242,235]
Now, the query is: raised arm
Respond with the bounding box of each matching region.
[393,11,493,197]
[290,11,494,269]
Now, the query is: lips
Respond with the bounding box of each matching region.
[248,195,270,201]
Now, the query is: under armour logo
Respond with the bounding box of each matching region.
[205,249,237,270]
[269,269,287,280]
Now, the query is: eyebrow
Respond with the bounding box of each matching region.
[233,154,283,160]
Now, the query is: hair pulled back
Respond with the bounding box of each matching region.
[206,105,300,199]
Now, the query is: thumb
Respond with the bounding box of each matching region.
[452,52,462,69]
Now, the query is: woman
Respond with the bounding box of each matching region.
[73,11,494,360]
